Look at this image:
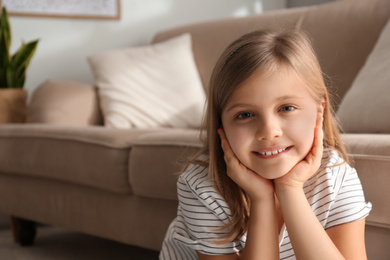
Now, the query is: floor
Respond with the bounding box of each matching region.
[0,214,159,260]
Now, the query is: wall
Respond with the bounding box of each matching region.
[7,0,286,97]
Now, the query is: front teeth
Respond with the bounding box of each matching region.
[260,148,287,156]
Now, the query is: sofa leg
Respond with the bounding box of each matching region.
[10,216,37,246]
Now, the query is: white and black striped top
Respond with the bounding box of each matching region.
[160,149,372,259]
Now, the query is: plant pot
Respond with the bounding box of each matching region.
[0,89,28,124]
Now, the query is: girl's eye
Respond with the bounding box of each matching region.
[237,112,254,119]
[279,105,296,112]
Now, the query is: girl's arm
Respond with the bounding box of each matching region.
[197,220,368,260]
[197,195,279,260]
[275,184,345,260]
[199,129,279,260]
[275,183,366,260]
[274,114,341,260]
[241,194,279,260]
[274,114,366,260]
[326,218,367,259]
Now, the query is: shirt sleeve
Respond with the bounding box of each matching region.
[325,162,372,229]
[172,164,243,255]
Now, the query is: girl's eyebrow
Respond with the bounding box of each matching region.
[225,95,305,113]
[224,103,252,113]
[276,95,305,102]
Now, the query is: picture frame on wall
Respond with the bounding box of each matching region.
[0,0,121,20]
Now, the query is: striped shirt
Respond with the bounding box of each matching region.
[160,149,372,259]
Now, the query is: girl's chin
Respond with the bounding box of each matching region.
[252,165,295,180]
[257,171,288,180]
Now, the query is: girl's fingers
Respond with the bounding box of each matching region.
[217,128,229,155]
[218,128,275,199]
[276,114,324,188]
[218,128,238,167]
[217,128,227,150]
[218,128,252,185]
[218,128,242,183]
[315,113,324,154]
[308,113,324,165]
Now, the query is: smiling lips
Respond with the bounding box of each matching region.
[255,146,291,158]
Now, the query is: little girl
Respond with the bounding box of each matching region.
[160,28,371,260]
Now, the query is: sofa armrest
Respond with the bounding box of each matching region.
[27,80,103,126]
[341,134,390,229]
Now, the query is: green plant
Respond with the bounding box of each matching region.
[0,7,39,88]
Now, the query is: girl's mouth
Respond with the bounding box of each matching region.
[254,146,292,158]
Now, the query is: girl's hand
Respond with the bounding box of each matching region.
[274,113,324,190]
[218,128,275,202]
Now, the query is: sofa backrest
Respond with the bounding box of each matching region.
[153,0,390,110]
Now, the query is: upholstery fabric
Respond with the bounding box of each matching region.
[341,134,390,229]
[0,174,177,251]
[0,124,160,194]
[337,18,390,133]
[153,0,390,110]
[341,134,390,258]
[299,0,390,106]
[129,129,202,200]
[0,0,389,257]
[153,8,306,93]
[88,33,205,129]
[27,80,103,125]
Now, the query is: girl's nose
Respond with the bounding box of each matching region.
[255,117,283,141]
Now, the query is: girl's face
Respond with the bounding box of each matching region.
[221,68,323,179]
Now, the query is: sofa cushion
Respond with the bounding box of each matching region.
[129,128,202,200]
[337,18,390,133]
[88,33,205,129]
[153,0,390,111]
[0,124,163,194]
[27,80,103,126]
[153,7,307,94]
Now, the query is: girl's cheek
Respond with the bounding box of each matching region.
[225,127,242,149]
[287,113,317,152]
[225,125,250,156]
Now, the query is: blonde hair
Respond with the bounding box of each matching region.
[193,28,349,243]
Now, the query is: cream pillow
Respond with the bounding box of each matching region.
[337,19,390,133]
[88,33,205,129]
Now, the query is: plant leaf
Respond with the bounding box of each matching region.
[0,7,11,88]
[6,63,28,88]
[5,66,18,88]
[11,40,38,70]
[0,67,7,88]
[0,7,11,51]
[0,31,10,87]
[0,7,38,88]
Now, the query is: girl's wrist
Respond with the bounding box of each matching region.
[274,182,304,198]
[249,191,275,205]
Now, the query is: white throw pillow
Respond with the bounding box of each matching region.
[88,33,205,129]
[337,19,390,133]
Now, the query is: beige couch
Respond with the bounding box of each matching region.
[0,0,389,258]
